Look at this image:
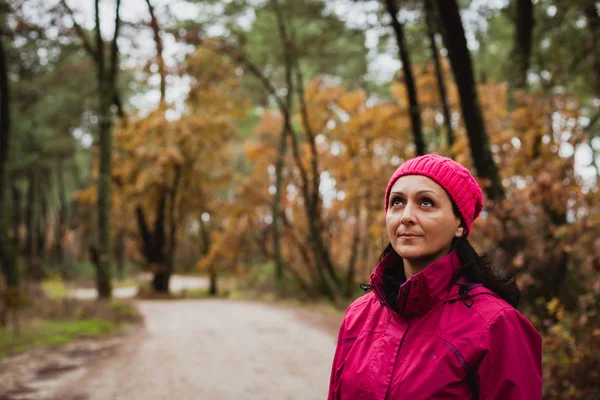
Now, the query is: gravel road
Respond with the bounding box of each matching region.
[55,299,337,400]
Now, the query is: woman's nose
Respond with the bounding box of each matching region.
[401,201,417,224]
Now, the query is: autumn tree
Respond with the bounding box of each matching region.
[107,47,246,293]
[61,0,124,298]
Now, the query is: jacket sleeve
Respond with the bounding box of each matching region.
[328,317,346,400]
[476,307,542,399]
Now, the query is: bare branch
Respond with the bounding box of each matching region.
[94,0,104,83]
[60,0,97,63]
[109,0,122,87]
[203,39,288,116]
[145,0,166,103]
[294,66,319,208]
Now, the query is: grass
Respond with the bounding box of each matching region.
[0,319,116,358]
[113,279,140,289]
[41,278,68,299]
[1,278,143,359]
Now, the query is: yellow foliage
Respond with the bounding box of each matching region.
[74,185,97,206]
[337,89,366,115]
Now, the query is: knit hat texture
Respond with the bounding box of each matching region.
[384,154,483,236]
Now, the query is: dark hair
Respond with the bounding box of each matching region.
[452,237,520,307]
[379,203,521,308]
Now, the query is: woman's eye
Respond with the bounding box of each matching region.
[391,197,404,207]
[421,198,434,207]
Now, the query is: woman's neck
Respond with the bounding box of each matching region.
[403,247,453,279]
[403,260,425,279]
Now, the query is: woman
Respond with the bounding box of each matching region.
[328,154,542,399]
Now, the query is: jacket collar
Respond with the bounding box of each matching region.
[370,250,462,318]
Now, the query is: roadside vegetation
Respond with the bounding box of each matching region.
[0,277,141,359]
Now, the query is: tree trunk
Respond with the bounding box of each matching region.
[511,0,534,91]
[208,266,217,296]
[270,0,294,284]
[114,228,126,279]
[11,184,21,251]
[25,174,34,259]
[272,125,288,283]
[0,29,18,288]
[152,271,169,292]
[435,0,504,201]
[136,191,169,293]
[26,172,42,280]
[294,67,340,292]
[96,89,113,297]
[280,211,317,289]
[198,216,215,295]
[94,0,122,298]
[37,184,47,257]
[424,0,454,151]
[164,166,181,293]
[584,2,600,98]
[536,204,569,304]
[384,0,426,156]
[54,162,67,271]
[345,198,361,298]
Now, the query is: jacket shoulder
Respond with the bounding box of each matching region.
[471,292,515,323]
[347,291,376,311]
[341,291,380,332]
[447,286,517,325]
[438,290,516,352]
[440,290,540,369]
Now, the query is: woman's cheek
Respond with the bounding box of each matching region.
[386,215,398,237]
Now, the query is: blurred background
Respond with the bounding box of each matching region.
[0,0,599,398]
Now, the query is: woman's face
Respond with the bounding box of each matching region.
[386,175,464,271]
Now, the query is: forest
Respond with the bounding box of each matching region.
[0,0,599,397]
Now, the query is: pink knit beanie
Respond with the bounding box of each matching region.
[384,154,483,236]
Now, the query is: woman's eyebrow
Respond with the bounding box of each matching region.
[391,189,440,197]
[417,189,439,196]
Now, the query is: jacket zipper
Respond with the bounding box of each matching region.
[384,319,410,400]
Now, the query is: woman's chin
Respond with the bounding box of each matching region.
[393,245,425,260]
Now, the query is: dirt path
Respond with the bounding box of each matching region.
[48,299,338,400]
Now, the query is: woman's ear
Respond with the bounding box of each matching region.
[455,225,465,238]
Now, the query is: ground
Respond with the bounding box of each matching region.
[0,298,340,400]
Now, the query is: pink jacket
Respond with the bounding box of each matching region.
[328,250,542,399]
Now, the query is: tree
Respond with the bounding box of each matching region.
[583,1,599,98]
[434,0,504,201]
[145,0,166,102]
[189,0,364,299]
[62,0,124,298]
[510,0,534,91]
[104,47,245,293]
[0,3,18,290]
[424,0,454,151]
[269,0,293,284]
[383,0,426,155]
